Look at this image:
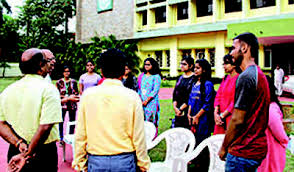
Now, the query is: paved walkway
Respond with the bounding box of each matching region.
[0,87,293,171]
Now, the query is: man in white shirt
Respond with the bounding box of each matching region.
[274,64,284,96]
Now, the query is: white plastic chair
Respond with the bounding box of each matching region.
[144,121,157,150]
[63,121,76,162]
[148,127,196,172]
[172,134,225,172]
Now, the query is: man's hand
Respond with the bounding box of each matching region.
[68,95,80,102]
[7,154,26,172]
[18,142,28,153]
[192,116,199,125]
[218,146,227,161]
[175,108,182,116]
[214,113,223,126]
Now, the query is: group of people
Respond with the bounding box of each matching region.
[0,32,289,172]
[172,33,289,172]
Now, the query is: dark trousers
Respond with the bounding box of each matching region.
[59,108,76,140]
[7,142,58,172]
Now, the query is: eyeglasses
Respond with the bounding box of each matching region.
[180,63,188,66]
[144,63,151,66]
[64,71,70,73]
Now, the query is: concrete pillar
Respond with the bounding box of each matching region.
[170,38,179,77]
[215,32,226,78]
[189,0,196,24]
[242,0,250,18]
[276,0,281,14]
[259,45,265,68]
[191,49,196,60]
[167,5,176,27]
[205,48,209,61]
[213,0,222,22]
[162,50,167,68]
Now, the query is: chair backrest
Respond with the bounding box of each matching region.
[65,121,76,135]
[144,121,156,150]
[174,134,225,172]
[149,127,196,164]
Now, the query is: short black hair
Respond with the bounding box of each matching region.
[19,52,45,74]
[63,65,70,72]
[181,56,195,71]
[142,58,161,75]
[99,48,126,78]
[233,32,259,59]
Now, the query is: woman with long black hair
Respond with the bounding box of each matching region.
[138,58,161,131]
[172,57,195,129]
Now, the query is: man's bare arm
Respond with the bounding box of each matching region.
[219,109,246,160]
[0,121,22,148]
[24,124,54,158]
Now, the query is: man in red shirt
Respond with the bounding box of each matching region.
[219,32,270,172]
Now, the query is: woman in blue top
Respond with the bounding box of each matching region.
[188,59,215,146]
[138,58,162,129]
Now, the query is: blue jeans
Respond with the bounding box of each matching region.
[225,153,261,172]
[88,152,136,172]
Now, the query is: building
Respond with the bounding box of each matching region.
[76,0,294,77]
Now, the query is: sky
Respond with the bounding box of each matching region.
[6,0,24,17]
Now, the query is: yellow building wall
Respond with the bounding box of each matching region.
[135,0,294,77]
[138,31,229,77]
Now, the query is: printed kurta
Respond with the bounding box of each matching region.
[138,74,161,126]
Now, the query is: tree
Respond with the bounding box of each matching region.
[17,0,76,51]
[57,35,141,79]
[0,1,14,77]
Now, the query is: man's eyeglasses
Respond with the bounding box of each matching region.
[180,63,188,66]
[144,64,151,66]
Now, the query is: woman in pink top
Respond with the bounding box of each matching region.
[213,54,240,134]
[258,77,289,172]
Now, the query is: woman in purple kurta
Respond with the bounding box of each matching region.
[79,61,101,95]
[138,58,161,128]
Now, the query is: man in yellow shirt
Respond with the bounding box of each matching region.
[0,48,62,171]
[73,49,151,172]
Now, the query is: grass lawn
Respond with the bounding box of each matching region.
[0,77,294,170]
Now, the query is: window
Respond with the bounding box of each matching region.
[155,7,166,23]
[182,49,191,58]
[150,0,166,3]
[250,0,275,9]
[142,10,147,26]
[225,0,242,13]
[196,49,205,59]
[166,50,170,67]
[136,2,148,7]
[196,0,213,17]
[209,49,215,67]
[177,2,189,20]
[264,48,272,68]
[290,0,294,4]
[155,51,163,67]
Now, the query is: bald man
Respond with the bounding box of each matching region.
[0,48,62,172]
[41,49,56,83]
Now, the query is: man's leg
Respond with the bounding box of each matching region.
[225,153,261,172]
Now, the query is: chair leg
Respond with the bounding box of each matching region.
[63,144,66,162]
